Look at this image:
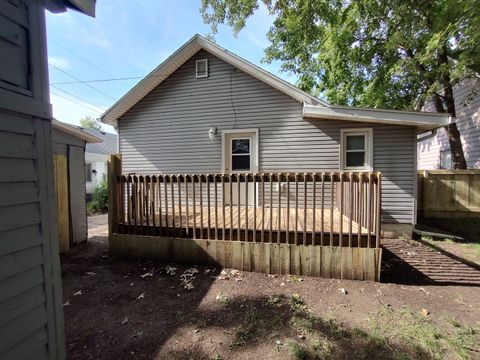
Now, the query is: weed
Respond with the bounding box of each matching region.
[174,311,184,321]
[210,355,222,360]
[421,235,433,242]
[286,340,308,360]
[267,293,285,306]
[289,294,306,311]
[215,293,229,305]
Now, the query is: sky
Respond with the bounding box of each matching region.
[46,1,296,134]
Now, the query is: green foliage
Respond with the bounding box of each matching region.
[80,115,102,131]
[201,0,479,110]
[201,0,480,167]
[87,175,108,214]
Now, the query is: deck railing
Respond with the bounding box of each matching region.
[110,168,381,248]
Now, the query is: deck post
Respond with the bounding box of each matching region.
[108,154,122,238]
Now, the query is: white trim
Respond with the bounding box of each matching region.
[340,128,373,171]
[304,104,451,131]
[221,128,259,174]
[195,58,208,78]
[101,34,326,125]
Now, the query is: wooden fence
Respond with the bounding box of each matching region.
[418,170,480,218]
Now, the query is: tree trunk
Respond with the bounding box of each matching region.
[445,123,467,169]
[439,47,467,169]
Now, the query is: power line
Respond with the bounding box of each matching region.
[50,84,105,112]
[50,90,103,114]
[49,63,116,100]
[51,76,145,85]
[49,39,114,77]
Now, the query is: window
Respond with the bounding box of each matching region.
[340,129,373,170]
[195,59,208,78]
[440,149,452,169]
[85,163,92,182]
[231,138,251,171]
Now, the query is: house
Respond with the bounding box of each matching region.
[101,35,450,280]
[80,128,118,194]
[418,77,480,169]
[51,120,101,252]
[0,1,95,360]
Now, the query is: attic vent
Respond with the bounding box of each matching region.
[196,59,208,78]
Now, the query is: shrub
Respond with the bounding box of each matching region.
[87,175,108,214]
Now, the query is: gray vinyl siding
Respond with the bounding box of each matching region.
[0,1,64,359]
[418,77,480,169]
[119,50,416,224]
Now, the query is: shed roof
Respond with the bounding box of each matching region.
[52,119,102,143]
[101,34,451,131]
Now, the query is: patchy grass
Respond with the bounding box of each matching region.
[226,294,479,360]
[420,234,480,266]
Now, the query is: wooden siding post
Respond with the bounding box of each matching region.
[108,154,122,237]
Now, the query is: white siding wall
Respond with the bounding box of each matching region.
[85,152,107,193]
[418,77,480,169]
[119,50,417,224]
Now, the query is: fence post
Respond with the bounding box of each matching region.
[108,154,122,238]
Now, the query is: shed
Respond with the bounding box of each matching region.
[51,120,101,252]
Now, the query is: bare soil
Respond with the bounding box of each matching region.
[61,219,480,360]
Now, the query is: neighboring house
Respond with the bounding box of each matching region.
[51,120,101,252]
[418,77,480,169]
[80,128,117,194]
[101,34,450,239]
[0,1,95,360]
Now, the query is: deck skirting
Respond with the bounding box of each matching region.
[110,233,382,281]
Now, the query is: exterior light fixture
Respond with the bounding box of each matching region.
[208,126,217,141]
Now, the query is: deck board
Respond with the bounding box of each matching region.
[122,205,370,238]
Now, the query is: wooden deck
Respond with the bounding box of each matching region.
[119,205,375,247]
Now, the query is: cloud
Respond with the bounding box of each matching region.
[48,56,71,70]
[245,31,269,49]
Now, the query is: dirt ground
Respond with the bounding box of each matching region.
[61,217,480,360]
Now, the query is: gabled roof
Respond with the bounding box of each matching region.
[52,119,102,143]
[79,128,118,155]
[101,34,451,131]
[101,34,327,125]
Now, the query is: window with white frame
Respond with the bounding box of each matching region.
[340,129,373,170]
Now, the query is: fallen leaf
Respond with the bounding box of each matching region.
[280,282,285,286]
[140,272,153,278]
[420,308,429,317]
[339,288,348,295]
[121,316,129,325]
[137,293,145,300]
[73,290,82,296]
[85,271,96,276]
[63,301,70,307]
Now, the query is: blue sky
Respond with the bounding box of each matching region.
[46,1,295,133]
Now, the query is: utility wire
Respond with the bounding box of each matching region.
[50,90,103,114]
[49,39,114,77]
[51,76,145,85]
[50,84,105,112]
[49,63,116,100]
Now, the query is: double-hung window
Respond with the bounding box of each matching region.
[340,129,373,170]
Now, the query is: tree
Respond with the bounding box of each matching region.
[79,115,102,131]
[201,0,480,168]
